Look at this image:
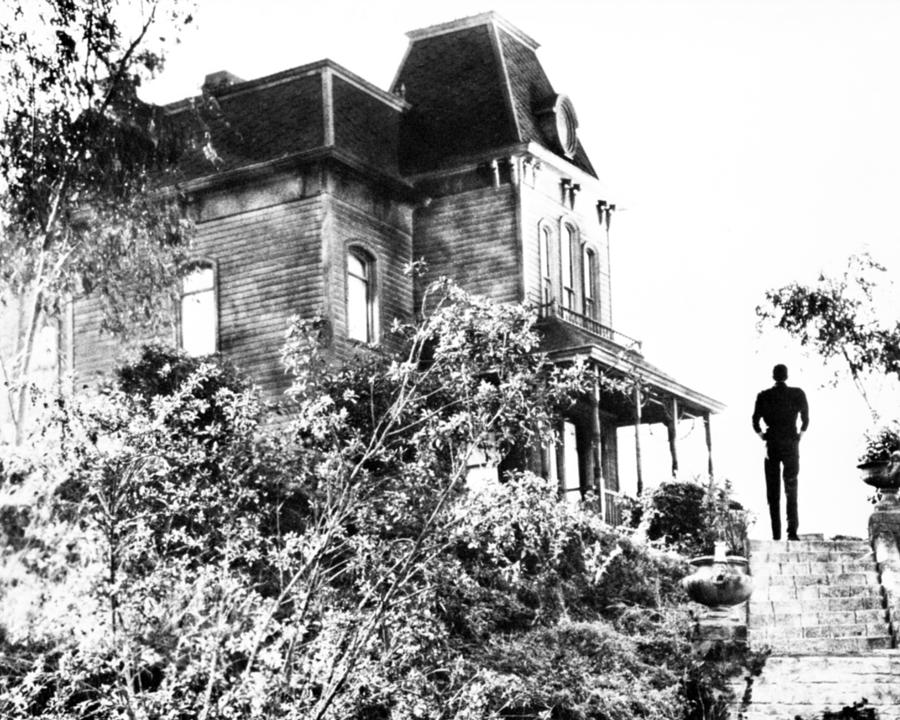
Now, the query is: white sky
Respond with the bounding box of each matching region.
[142,0,900,538]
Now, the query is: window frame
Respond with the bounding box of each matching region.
[560,223,578,311]
[346,245,379,344]
[539,222,555,306]
[178,259,219,357]
[582,244,598,319]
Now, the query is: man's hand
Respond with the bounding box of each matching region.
[799,430,805,441]
[757,431,765,441]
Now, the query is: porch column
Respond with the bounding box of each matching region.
[591,374,603,495]
[666,397,679,478]
[704,412,714,479]
[633,383,643,496]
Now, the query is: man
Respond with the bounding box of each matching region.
[752,364,809,541]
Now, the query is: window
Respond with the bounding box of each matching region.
[561,225,577,310]
[540,225,554,305]
[347,248,376,343]
[583,246,597,318]
[180,263,217,357]
[561,421,581,504]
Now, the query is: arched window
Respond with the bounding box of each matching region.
[179,262,217,357]
[540,225,554,305]
[583,246,597,319]
[347,248,376,343]
[561,225,577,311]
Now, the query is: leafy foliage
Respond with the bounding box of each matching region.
[1,285,755,719]
[859,421,900,464]
[756,253,900,417]
[0,0,199,444]
[625,478,752,557]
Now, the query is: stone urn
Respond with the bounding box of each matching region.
[859,451,900,509]
[682,541,754,620]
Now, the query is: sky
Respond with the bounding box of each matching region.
[141,0,900,539]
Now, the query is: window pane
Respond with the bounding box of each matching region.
[562,421,581,504]
[347,271,369,342]
[182,266,214,295]
[561,230,572,286]
[347,252,366,280]
[181,288,216,356]
[583,249,594,299]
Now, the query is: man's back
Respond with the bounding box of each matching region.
[753,382,809,440]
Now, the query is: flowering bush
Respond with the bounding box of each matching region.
[0,282,754,719]
[860,421,900,464]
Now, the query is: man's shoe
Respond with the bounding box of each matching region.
[787,534,799,541]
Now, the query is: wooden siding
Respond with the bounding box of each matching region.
[412,185,520,306]
[324,191,413,357]
[194,196,325,397]
[520,170,612,329]
[71,194,325,399]
[72,295,171,385]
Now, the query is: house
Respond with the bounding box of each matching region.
[69,12,724,521]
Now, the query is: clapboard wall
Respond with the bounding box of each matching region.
[412,184,520,307]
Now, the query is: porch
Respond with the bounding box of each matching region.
[535,301,725,524]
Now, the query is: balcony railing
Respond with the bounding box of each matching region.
[535,298,643,353]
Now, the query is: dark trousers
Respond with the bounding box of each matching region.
[765,438,799,540]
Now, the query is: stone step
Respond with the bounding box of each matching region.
[740,710,900,720]
[748,608,887,627]
[751,561,878,577]
[749,594,885,616]
[755,584,884,602]
[740,705,900,720]
[750,538,869,552]
[736,654,900,718]
[750,550,874,564]
[748,635,893,654]
[750,623,890,640]
[749,572,880,588]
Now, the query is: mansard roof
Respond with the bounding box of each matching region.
[161,13,596,188]
[165,60,409,186]
[392,12,597,177]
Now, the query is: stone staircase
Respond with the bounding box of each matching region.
[736,537,900,719]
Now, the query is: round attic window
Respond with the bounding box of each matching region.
[536,94,579,158]
[555,95,578,157]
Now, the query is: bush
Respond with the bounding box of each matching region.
[629,479,750,557]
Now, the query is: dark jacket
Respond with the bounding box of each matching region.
[752,382,809,441]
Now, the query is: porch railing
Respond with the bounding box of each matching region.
[603,490,624,527]
[534,298,643,353]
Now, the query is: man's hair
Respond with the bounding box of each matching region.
[772,364,788,382]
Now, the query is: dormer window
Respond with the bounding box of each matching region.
[536,94,579,158]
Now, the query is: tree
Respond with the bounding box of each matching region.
[0,282,753,720]
[756,253,900,419]
[0,0,198,445]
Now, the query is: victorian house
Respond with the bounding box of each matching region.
[68,12,723,522]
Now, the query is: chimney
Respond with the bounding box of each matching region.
[202,70,244,93]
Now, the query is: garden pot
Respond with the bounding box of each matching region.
[682,545,753,618]
[858,456,900,509]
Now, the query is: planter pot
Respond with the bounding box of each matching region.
[682,554,754,618]
[858,459,899,489]
[858,457,900,510]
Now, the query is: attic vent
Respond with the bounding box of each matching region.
[535,94,579,158]
[203,70,244,93]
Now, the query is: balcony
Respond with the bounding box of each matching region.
[534,298,643,355]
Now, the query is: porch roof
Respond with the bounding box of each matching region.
[547,343,725,424]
